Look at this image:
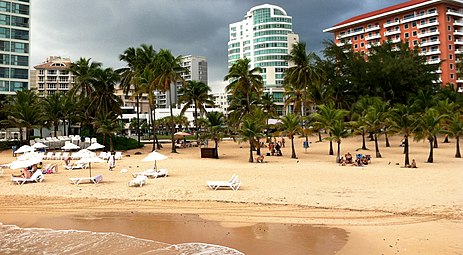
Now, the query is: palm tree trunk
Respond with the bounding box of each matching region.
[329,132,334,155]
[336,141,341,163]
[169,92,177,153]
[318,132,322,142]
[136,96,141,145]
[444,134,450,143]
[63,119,67,136]
[149,100,155,152]
[427,138,434,163]
[194,103,199,140]
[291,138,296,159]
[249,141,253,163]
[433,135,438,148]
[215,139,219,159]
[385,133,390,147]
[374,133,382,158]
[404,136,410,166]
[455,136,461,158]
[109,136,113,151]
[361,131,367,150]
[54,124,58,138]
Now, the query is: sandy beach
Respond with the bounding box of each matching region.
[0,135,461,254]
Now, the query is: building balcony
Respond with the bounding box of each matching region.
[383,20,400,28]
[366,42,381,49]
[455,20,463,26]
[365,25,380,32]
[336,40,352,46]
[455,30,463,36]
[401,11,438,24]
[420,40,440,47]
[447,9,463,18]
[455,39,463,45]
[417,21,439,29]
[455,49,463,54]
[384,30,401,36]
[365,34,381,41]
[420,50,441,56]
[418,31,439,38]
[391,38,401,43]
[426,58,441,65]
[336,29,365,39]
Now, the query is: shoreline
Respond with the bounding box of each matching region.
[0,136,462,254]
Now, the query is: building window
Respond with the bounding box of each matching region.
[449,44,453,50]
[360,42,364,47]
[412,22,416,27]
[447,16,451,22]
[354,36,358,41]
[405,32,409,38]
[451,73,454,79]
[413,40,418,45]
[354,44,358,49]
[360,34,364,39]
[449,35,452,41]
[413,31,417,36]
[448,25,451,31]
[450,54,453,60]
[404,23,409,29]
[450,64,454,70]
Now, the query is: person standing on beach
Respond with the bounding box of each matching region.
[108,151,115,171]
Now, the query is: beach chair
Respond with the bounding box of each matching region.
[132,169,168,178]
[69,174,103,185]
[98,152,108,160]
[128,175,148,187]
[64,163,88,170]
[52,152,62,160]
[61,152,70,160]
[11,170,44,185]
[44,152,53,160]
[114,151,122,160]
[207,174,241,191]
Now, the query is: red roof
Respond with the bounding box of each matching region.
[334,0,432,27]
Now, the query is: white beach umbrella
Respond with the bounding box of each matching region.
[32,142,48,149]
[15,145,34,154]
[76,155,105,177]
[10,152,43,169]
[87,142,105,150]
[141,151,168,170]
[61,143,81,151]
[73,149,96,159]
[174,131,191,136]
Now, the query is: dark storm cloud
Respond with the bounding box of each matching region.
[31,0,405,91]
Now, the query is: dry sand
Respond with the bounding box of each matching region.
[0,135,461,254]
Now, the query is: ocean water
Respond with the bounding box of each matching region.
[0,223,244,255]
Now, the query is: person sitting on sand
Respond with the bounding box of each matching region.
[361,156,368,165]
[352,157,363,167]
[64,156,72,167]
[339,157,346,166]
[345,152,353,164]
[255,155,265,163]
[12,167,32,178]
[411,159,417,168]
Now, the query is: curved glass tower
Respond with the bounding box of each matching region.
[228,4,299,115]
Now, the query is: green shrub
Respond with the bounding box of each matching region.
[97,135,143,151]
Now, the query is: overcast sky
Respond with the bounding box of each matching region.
[31,0,404,92]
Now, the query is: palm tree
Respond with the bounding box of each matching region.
[284,42,323,116]
[352,96,382,150]
[391,104,417,166]
[178,80,215,139]
[152,49,188,153]
[92,112,121,151]
[224,58,263,118]
[414,108,446,163]
[443,113,463,158]
[364,100,390,158]
[3,90,43,142]
[42,92,64,137]
[90,67,122,116]
[260,93,277,142]
[326,119,351,163]
[279,114,302,159]
[312,103,348,155]
[202,111,226,158]
[118,44,157,146]
[69,57,101,98]
[239,113,265,163]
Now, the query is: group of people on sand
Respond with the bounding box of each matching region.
[339,152,369,167]
[268,140,283,156]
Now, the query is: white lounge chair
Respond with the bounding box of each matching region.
[128,175,148,187]
[132,168,168,178]
[207,174,241,191]
[11,170,44,185]
[44,152,53,160]
[52,152,62,160]
[98,152,108,160]
[114,151,122,160]
[69,174,103,185]
[64,163,88,170]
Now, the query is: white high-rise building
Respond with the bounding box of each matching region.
[32,56,74,97]
[228,4,299,115]
[0,0,30,94]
